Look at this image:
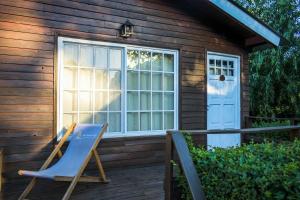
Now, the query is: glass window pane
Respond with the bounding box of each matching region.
[79,113,93,123]
[79,45,93,67]
[63,114,77,130]
[140,51,151,70]
[127,112,139,131]
[229,69,234,76]
[229,61,234,68]
[95,91,107,111]
[109,112,121,132]
[95,70,108,89]
[127,50,139,70]
[216,68,221,75]
[152,52,163,71]
[164,74,174,91]
[109,92,121,111]
[63,91,77,112]
[140,92,151,110]
[95,47,108,68]
[164,93,174,110]
[94,112,107,124]
[152,72,162,91]
[127,71,139,90]
[152,112,162,130]
[64,43,78,66]
[140,72,150,90]
[63,67,77,90]
[109,71,121,90]
[164,54,174,72]
[209,59,215,66]
[140,112,151,131]
[164,112,174,129]
[152,92,162,110]
[79,69,93,90]
[216,60,221,67]
[222,60,228,68]
[110,49,122,69]
[223,69,228,76]
[79,91,92,111]
[209,68,215,75]
[127,92,139,111]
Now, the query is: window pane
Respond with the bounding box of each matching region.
[140,72,150,90]
[152,112,162,130]
[95,91,107,111]
[164,74,174,91]
[63,91,77,112]
[140,92,151,110]
[164,54,174,72]
[109,112,121,132]
[110,49,122,69]
[64,43,78,66]
[79,113,93,123]
[127,92,139,111]
[127,112,139,131]
[152,72,162,90]
[140,112,151,131]
[94,112,107,124]
[209,59,215,66]
[164,112,174,129]
[109,92,121,111]
[63,67,77,90]
[140,51,150,70]
[216,60,221,67]
[79,45,93,67]
[152,53,163,71]
[127,71,139,90]
[95,70,108,89]
[79,69,93,89]
[152,92,162,110]
[95,47,108,68]
[63,114,77,130]
[164,93,174,110]
[79,91,92,111]
[127,50,139,70]
[109,71,121,90]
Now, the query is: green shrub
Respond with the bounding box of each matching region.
[176,135,300,200]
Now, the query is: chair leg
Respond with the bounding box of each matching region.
[92,149,108,183]
[18,178,37,200]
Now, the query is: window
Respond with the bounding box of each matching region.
[58,37,178,137]
[208,58,235,76]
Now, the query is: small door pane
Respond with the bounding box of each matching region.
[127,112,139,131]
[216,60,221,67]
[95,70,108,89]
[164,74,174,91]
[79,113,93,123]
[63,91,77,112]
[222,60,228,68]
[140,51,151,70]
[127,50,139,70]
[110,49,122,69]
[164,54,174,72]
[79,45,93,67]
[109,112,121,132]
[209,59,215,66]
[152,92,162,110]
[152,53,163,71]
[140,112,151,131]
[109,71,121,90]
[64,43,78,66]
[127,71,139,90]
[64,67,77,90]
[209,68,215,75]
[127,92,139,111]
[152,72,162,91]
[109,92,121,111]
[152,112,162,130]
[216,68,221,75]
[94,112,107,124]
[79,69,93,89]
[79,92,92,111]
[164,112,174,129]
[140,92,151,110]
[140,72,151,90]
[229,61,234,68]
[164,93,174,110]
[95,91,107,111]
[95,47,108,68]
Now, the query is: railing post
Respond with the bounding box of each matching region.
[165,132,173,200]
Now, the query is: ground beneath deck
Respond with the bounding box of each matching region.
[5,164,164,200]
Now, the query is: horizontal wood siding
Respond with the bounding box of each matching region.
[0,0,249,196]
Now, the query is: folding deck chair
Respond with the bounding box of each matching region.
[18,123,109,200]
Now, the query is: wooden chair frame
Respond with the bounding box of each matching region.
[18,123,109,200]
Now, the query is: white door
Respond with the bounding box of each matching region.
[207,52,240,149]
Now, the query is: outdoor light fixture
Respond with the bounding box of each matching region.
[120,20,134,38]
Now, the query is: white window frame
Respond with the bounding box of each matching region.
[57,37,179,138]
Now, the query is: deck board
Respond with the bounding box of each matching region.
[3,164,164,200]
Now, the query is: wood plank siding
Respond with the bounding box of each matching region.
[0,0,249,196]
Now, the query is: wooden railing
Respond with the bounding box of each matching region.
[165,125,300,200]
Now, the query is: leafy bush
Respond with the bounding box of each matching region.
[176,135,300,200]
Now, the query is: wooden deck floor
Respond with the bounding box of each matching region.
[4,164,164,200]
